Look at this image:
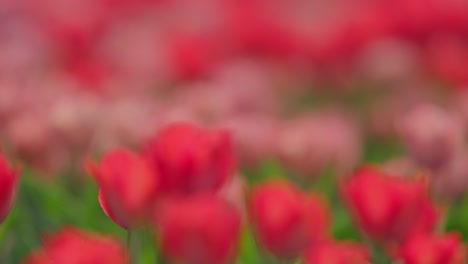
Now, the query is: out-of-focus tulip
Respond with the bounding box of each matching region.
[398,103,465,169]
[23,226,128,264]
[49,93,99,150]
[276,110,362,178]
[303,240,370,264]
[223,115,279,167]
[400,232,466,264]
[0,153,20,223]
[432,152,468,200]
[425,35,468,87]
[93,97,159,150]
[157,195,241,264]
[5,110,70,174]
[382,156,419,178]
[357,38,421,84]
[86,148,159,229]
[211,59,280,115]
[168,33,220,80]
[217,173,247,221]
[145,122,235,195]
[342,166,439,243]
[249,180,331,259]
[367,89,429,139]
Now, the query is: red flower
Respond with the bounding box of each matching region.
[146,122,235,195]
[249,180,331,259]
[0,153,20,224]
[86,148,159,229]
[157,195,241,264]
[23,227,128,264]
[425,35,468,87]
[400,232,466,264]
[168,33,220,80]
[341,166,439,243]
[303,240,370,264]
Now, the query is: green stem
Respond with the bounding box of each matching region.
[369,241,393,264]
[127,230,132,263]
[127,230,140,264]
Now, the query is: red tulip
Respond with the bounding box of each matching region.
[400,232,466,264]
[146,122,235,195]
[168,33,219,80]
[303,240,370,264]
[86,148,159,229]
[425,35,468,87]
[342,166,439,243]
[0,152,20,223]
[249,180,331,259]
[157,195,241,264]
[23,226,128,264]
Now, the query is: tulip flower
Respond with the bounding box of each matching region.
[432,152,468,199]
[400,232,466,264]
[23,226,128,264]
[275,111,362,178]
[168,32,220,80]
[303,240,370,264]
[425,34,468,87]
[86,148,159,229]
[397,103,465,169]
[157,195,241,264]
[145,122,235,195]
[249,180,331,259]
[342,166,439,243]
[0,152,20,223]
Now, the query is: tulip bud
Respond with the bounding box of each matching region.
[303,240,370,264]
[249,180,331,259]
[157,195,241,264]
[0,152,20,223]
[342,166,439,243]
[23,226,128,264]
[400,232,466,264]
[145,122,235,195]
[86,148,159,229]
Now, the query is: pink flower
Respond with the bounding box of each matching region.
[398,103,465,169]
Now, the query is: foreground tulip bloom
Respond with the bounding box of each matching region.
[0,153,20,223]
[23,227,128,264]
[303,240,370,264]
[400,233,466,264]
[157,195,241,264]
[249,180,331,259]
[146,122,235,195]
[342,166,439,243]
[86,149,159,229]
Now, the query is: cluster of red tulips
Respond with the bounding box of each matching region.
[0,122,465,263]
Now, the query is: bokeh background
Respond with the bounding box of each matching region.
[1,0,468,262]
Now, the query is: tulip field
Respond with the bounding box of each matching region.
[1,0,468,263]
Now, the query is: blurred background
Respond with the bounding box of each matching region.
[1,0,468,262]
